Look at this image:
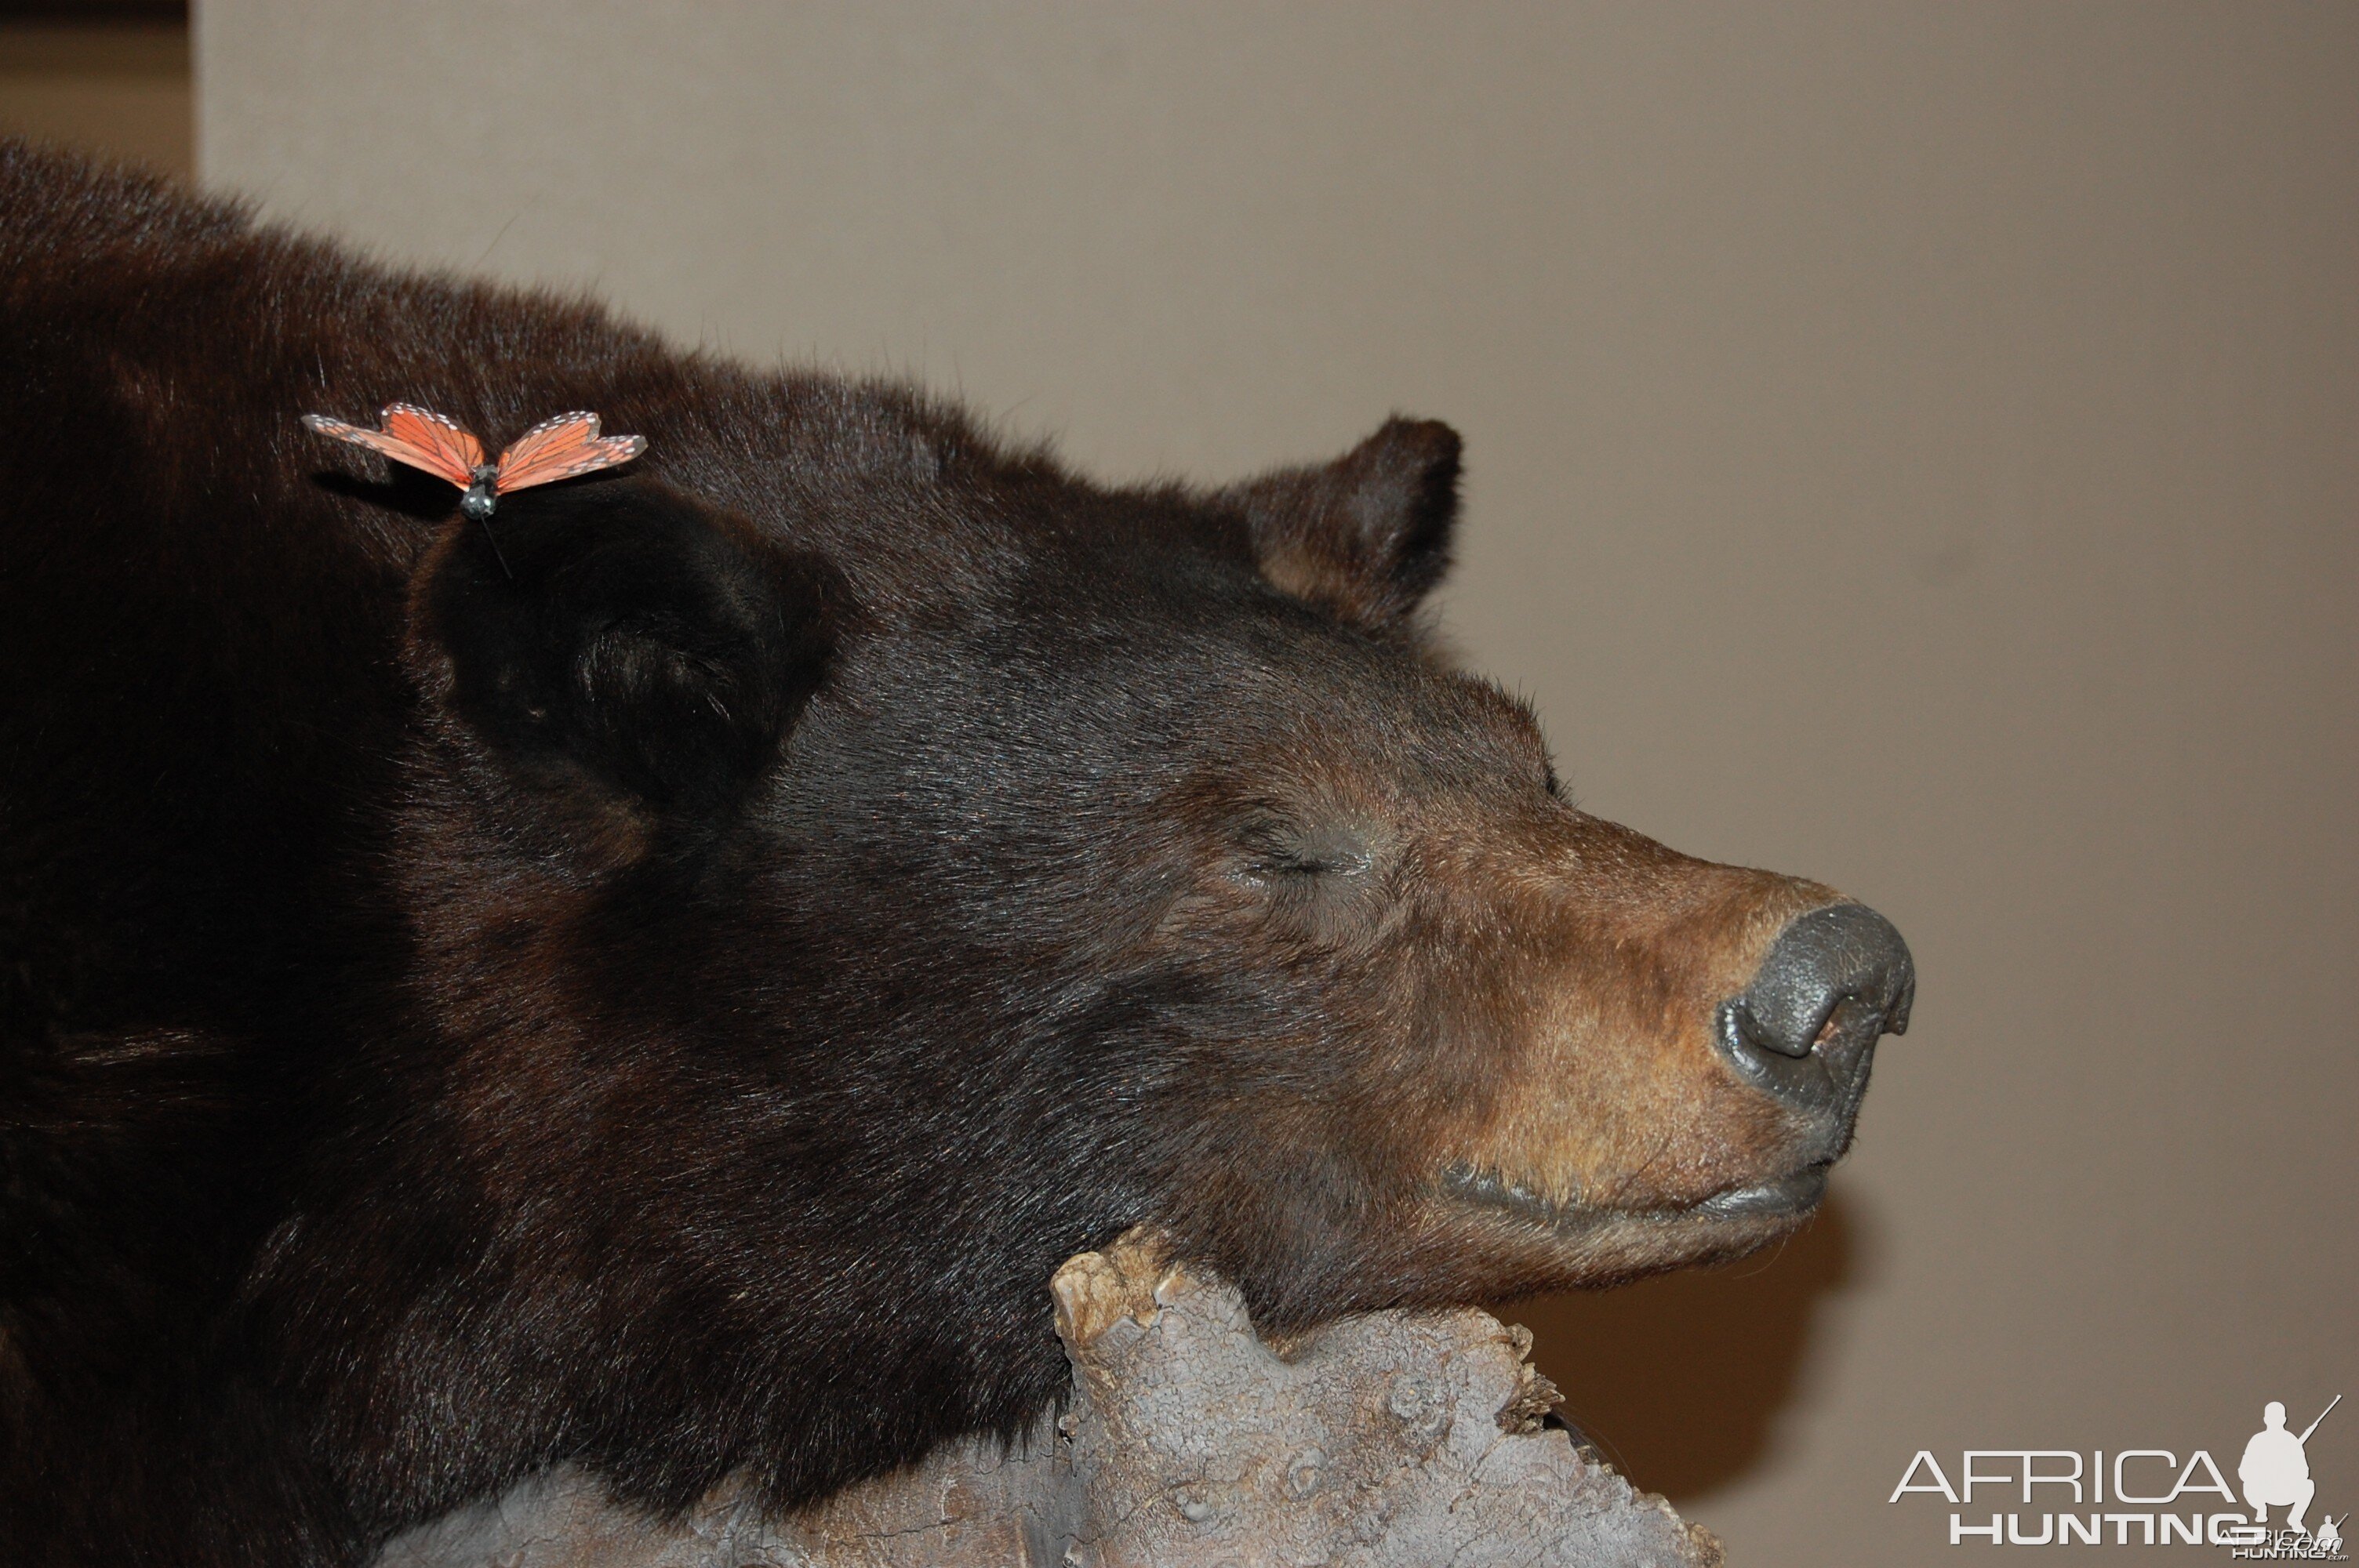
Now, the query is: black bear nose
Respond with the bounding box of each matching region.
[1716,902,1914,1123]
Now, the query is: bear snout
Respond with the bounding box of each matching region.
[1406,823,1911,1291]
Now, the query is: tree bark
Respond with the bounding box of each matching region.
[374,1233,1724,1567]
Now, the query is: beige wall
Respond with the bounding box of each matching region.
[198,5,2356,1560]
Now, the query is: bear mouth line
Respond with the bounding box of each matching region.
[1438,1160,1830,1230]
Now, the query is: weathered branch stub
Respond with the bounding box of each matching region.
[375,1235,1721,1568]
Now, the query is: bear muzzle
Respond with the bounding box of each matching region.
[1423,888,1914,1281]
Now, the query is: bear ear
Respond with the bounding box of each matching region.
[1227,416,1463,627]
[409,477,845,822]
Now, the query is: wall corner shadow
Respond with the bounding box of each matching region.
[1491,1189,1873,1505]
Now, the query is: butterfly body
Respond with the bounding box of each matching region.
[460,464,501,522]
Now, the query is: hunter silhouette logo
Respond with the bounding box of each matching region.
[2230,1398,2343,1561]
[1887,1393,2344,1555]
[2242,1399,2335,1534]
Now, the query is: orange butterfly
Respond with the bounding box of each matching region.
[303,403,647,524]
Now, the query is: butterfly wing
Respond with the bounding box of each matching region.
[380,404,489,480]
[303,403,485,489]
[493,411,648,494]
